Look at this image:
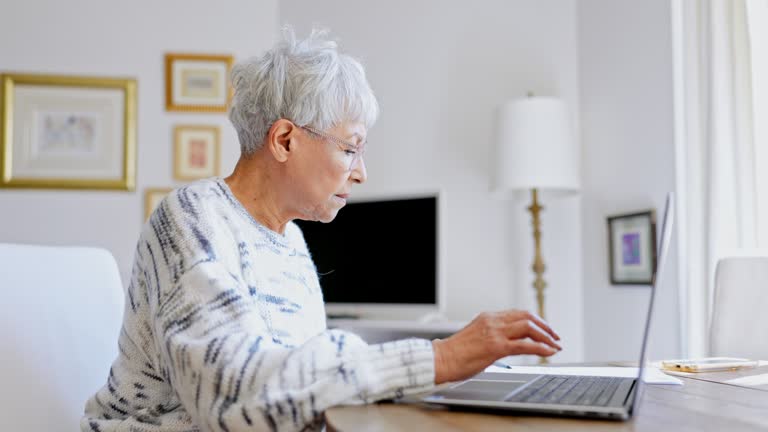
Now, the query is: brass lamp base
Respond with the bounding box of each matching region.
[527,188,548,364]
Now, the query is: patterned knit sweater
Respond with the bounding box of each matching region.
[82,178,436,432]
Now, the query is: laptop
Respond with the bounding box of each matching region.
[415,193,675,421]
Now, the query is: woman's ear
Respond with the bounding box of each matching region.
[266,119,296,163]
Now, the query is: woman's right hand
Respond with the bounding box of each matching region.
[431,310,562,384]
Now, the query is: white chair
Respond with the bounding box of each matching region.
[0,243,124,431]
[709,255,768,360]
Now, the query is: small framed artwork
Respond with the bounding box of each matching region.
[173,125,220,180]
[607,210,657,285]
[165,53,233,112]
[144,187,173,221]
[0,73,137,190]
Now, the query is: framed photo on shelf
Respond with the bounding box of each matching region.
[165,53,233,112]
[607,210,657,285]
[0,73,137,190]
[144,187,173,221]
[173,125,220,181]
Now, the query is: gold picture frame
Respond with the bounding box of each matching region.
[144,187,174,221]
[0,73,137,190]
[165,53,234,112]
[173,125,220,181]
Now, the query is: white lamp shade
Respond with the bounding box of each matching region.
[494,97,580,196]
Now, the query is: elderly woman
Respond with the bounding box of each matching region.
[82,29,561,432]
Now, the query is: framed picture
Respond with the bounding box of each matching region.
[144,187,173,221]
[165,53,233,112]
[0,73,137,190]
[607,210,657,285]
[173,125,220,180]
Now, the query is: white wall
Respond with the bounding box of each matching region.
[281,0,584,362]
[578,0,681,362]
[0,0,685,365]
[0,0,278,284]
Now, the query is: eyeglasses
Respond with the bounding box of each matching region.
[300,125,367,171]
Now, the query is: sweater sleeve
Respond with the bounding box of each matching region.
[152,260,435,432]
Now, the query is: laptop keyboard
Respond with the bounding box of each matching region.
[505,375,628,406]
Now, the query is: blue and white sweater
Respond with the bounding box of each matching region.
[82,178,435,432]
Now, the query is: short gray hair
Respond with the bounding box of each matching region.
[229,27,380,156]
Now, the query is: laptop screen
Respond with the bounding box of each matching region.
[632,192,674,414]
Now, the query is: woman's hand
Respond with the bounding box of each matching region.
[432,310,562,384]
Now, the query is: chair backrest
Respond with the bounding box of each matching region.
[710,255,768,359]
[0,243,124,431]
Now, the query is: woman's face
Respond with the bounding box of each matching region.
[291,120,368,223]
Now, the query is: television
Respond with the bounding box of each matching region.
[294,193,443,320]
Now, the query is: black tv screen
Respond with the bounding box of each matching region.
[294,196,437,304]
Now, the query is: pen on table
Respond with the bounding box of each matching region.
[493,361,512,369]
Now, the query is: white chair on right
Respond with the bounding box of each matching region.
[709,255,768,360]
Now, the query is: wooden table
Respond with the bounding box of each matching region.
[326,365,768,431]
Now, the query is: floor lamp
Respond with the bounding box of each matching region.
[495,96,579,363]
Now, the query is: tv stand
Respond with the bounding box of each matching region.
[417,311,449,324]
[327,318,466,344]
